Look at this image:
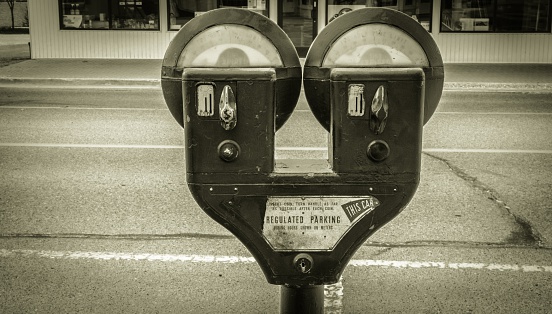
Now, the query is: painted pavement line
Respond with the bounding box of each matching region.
[1,143,551,155]
[0,143,185,149]
[277,147,327,151]
[423,148,552,154]
[279,147,552,154]
[1,249,551,273]
[2,106,551,116]
[435,111,552,115]
[0,248,343,312]
[0,143,545,155]
[0,105,165,111]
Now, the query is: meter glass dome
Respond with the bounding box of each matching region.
[178,25,284,68]
[322,24,429,67]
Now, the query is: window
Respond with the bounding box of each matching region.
[60,0,160,30]
[168,0,268,30]
[327,0,433,32]
[441,0,551,32]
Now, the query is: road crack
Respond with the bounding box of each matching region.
[423,152,544,248]
[0,233,235,241]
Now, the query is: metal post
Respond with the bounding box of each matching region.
[280,284,324,314]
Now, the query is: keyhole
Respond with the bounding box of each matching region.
[293,253,313,274]
[300,260,307,272]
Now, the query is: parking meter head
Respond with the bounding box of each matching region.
[161,8,302,131]
[304,8,444,131]
[159,7,442,288]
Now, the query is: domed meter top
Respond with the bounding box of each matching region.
[177,24,283,67]
[161,8,302,130]
[304,8,444,131]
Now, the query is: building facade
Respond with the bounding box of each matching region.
[28,0,552,62]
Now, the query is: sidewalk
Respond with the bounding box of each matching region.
[0,58,552,91]
[0,59,161,87]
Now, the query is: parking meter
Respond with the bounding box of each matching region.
[304,8,444,131]
[300,7,444,280]
[161,9,302,132]
[161,8,308,285]
[161,7,443,289]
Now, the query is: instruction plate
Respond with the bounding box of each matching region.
[263,196,380,251]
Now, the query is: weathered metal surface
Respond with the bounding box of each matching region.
[161,7,443,287]
[161,8,301,130]
[303,8,444,131]
[263,196,380,251]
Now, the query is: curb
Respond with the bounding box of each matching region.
[0,77,160,88]
[1,77,552,92]
[444,82,552,92]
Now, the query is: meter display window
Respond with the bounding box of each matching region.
[177,25,283,67]
[327,0,433,31]
[168,0,269,30]
[321,24,430,67]
[441,0,551,32]
[59,0,160,30]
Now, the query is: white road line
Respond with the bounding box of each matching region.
[276,147,327,151]
[0,143,324,151]
[2,143,551,155]
[4,249,551,314]
[435,112,552,115]
[324,276,344,313]
[3,105,552,115]
[423,148,552,154]
[1,249,551,273]
[0,106,164,111]
[0,143,185,149]
[348,259,552,272]
[0,249,256,263]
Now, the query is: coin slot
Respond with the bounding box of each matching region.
[348,84,365,117]
[197,84,215,117]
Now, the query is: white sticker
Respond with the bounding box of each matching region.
[263,196,380,251]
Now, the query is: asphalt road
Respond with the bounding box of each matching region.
[1,87,551,313]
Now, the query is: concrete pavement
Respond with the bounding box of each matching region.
[0,34,30,46]
[0,59,161,87]
[2,58,552,91]
[1,33,552,90]
[0,53,551,90]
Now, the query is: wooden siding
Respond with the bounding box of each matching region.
[29,0,176,59]
[433,33,552,63]
[29,0,552,63]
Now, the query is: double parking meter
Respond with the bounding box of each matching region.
[161,8,443,287]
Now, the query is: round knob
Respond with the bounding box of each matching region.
[367,140,390,162]
[218,140,240,162]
